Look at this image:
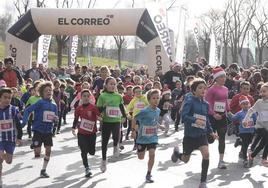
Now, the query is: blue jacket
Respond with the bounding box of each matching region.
[231,109,256,134]
[135,106,160,144]
[22,99,58,134]
[181,95,212,138]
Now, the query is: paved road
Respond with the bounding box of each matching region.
[3,113,268,188]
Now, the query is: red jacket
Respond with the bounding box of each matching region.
[229,93,255,113]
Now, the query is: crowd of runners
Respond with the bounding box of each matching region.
[0,56,267,188]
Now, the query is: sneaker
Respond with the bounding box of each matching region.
[40,169,50,178]
[30,144,34,149]
[199,182,207,188]
[234,138,242,148]
[100,160,107,173]
[113,146,120,158]
[218,161,227,169]
[261,159,268,167]
[248,154,254,168]
[85,167,92,177]
[243,160,249,168]
[119,144,124,150]
[56,130,61,134]
[171,146,180,163]
[145,174,154,183]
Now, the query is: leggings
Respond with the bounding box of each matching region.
[101,122,120,160]
[251,128,268,159]
[209,115,227,154]
[240,133,254,160]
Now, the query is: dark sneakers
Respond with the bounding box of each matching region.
[145,174,154,183]
[171,146,180,163]
[85,167,92,177]
[40,169,50,178]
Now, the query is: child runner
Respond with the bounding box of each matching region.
[171,79,217,188]
[230,95,256,167]
[158,90,172,136]
[22,81,58,178]
[243,83,268,167]
[131,89,161,183]
[123,85,133,140]
[0,88,22,187]
[127,86,149,150]
[72,89,100,177]
[96,77,127,173]
[205,67,230,169]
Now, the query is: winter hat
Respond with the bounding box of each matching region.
[162,89,171,96]
[212,67,226,80]
[239,95,249,105]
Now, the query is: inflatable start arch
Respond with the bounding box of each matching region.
[5,6,173,75]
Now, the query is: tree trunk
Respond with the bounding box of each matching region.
[224,43,228,66]
[57,41,63,67]
[118,47,122,68]
[258,48,263,66]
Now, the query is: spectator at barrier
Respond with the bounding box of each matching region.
[162,62,184,90]
[70,65,82,82]
[24,61,44,82]
[0,57,23,88]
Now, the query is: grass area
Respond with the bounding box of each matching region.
[0,41,136,69]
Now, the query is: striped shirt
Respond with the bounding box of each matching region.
[0,105,21,142]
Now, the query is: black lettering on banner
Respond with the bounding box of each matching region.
[155,45,162,73]
[58,17,111,26]
[71,18,77,25]
[154,15,162,23]
[9,45,17,63]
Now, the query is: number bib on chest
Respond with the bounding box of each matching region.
[172,76,180,82]
[142,126,157,136]
[214,102,226,113]
[192,114,206,129]
[0,119,13,132]
[243,118,254,128]
[106,107,121,118]
[80,118,95,132]
[43,111,55,123]
[135,102,145,110]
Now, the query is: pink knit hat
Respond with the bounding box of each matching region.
[213,67,226,80]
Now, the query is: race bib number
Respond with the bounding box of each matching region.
[172,76,180,82]
[142,126,157,136]
[259,111,268,121]
[135,102,145,110]
[192,114,206,129]
[0,119,13,131]
[106,107,121,118]
[214,102,226,113]
[242,118,254,128]
[80,118,95,132]
[43,111,56,123]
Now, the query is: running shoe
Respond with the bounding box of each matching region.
[100,160,107,173]
[40,169,50,178]
[113,146,120,158]
[199,182,207,188]
[171,146,180,163]
[218,161,227,169]
[234,138,242,148]
[85,167,92,177]
[145,174,154,183]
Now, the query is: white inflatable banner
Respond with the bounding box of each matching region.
[37,35,51,67]
[6,6,173,75]
[209,31,218,66]
[68,35,79,66]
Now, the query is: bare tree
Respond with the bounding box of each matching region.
[252,8,268,65]
[0,13,12,41]
[36,0,46,7]
[113,36,126,68]
[13,0,30,19]
[225,0,258,67]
